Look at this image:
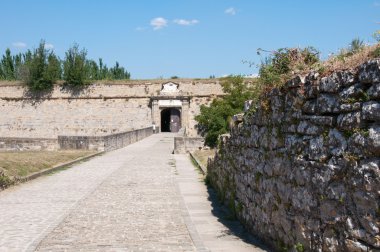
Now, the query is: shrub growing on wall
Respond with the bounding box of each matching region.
[22,41,61,91]
[63,44,88,86]
[0,48,15,80]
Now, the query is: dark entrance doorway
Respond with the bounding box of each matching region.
[161,108,181,133]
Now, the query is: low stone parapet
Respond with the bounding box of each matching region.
[58,127,154,151]
[174,136,204,154]
[0,137,58,151]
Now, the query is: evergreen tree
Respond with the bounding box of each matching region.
[98,58,109,79]
[24,41,56,91]
[86,60,99,80]
[63,44,88,86]
[44,53,61,82]
[0,61,4,80]
[109,61,130,80]
[13,53,23,80]
[1,48,15,80]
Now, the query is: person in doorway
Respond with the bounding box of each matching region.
[152,122,156,134]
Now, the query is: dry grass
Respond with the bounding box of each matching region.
[192,149,215,168]
[322,43,380,75]
[0,150,95,178]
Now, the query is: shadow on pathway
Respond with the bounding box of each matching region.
[206,185,271,251]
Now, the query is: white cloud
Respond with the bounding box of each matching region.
[225,7,236,15]
[12,42,27,48]
[150,17,168,30]
[44,43,54,49]
[173,19,199,26]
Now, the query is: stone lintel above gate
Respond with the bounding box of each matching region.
[158,99,182,107]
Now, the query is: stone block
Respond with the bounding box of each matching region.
[368,125,380,155]
[316,94,340,114]
[297,121,324,135]
[301,115,335,126]
[339,83,366,100]
[328,129,347,156]
[358,59,380,84]
[302,100,317,114]
[339,102,361,112]
[320,76,341,93]
[337,111,361,130]
[307,136,327,161]
[362,101,380,121]
[367,82,380,99]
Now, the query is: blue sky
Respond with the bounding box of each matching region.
[1,0,379,79]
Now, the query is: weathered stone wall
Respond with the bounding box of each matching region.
[58,126,153,151]
[208,60,380,251]
[0,137,58,151]
[0,80,223,138]
[0,98,151,138]
[173,136,205,154]
[188,97,213,137]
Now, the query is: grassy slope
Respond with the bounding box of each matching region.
[0,150,95,178]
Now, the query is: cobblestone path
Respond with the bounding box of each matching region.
[0,133,266,252]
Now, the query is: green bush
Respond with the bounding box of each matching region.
[258,47,320,87]
[23,41,60,91]
[195,76,257,147]
[0,48,15,80]
[63,44,88,86]
[196,46,320,147]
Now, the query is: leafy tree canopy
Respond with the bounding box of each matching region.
[195,76,257,147]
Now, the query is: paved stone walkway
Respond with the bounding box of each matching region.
[0,133,268,252]
[175,155,267,252]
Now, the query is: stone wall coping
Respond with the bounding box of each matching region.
[0,137,57,141]
[58,126,152,139]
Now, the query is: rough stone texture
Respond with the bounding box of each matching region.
[208,60,380,251]
[0,81,223,139]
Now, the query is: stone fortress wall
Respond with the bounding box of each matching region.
[0,80,223,140]
[207,60,380,251]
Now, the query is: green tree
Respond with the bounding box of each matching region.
[195,76,256,147]
[13,53,23,80]
[109,61,130,80]
[45,53,61,82]
[86,60,99,80]
[0,60,4,80]
[63,44,88,86]
[1,48,15,80]
[23,41,60,91]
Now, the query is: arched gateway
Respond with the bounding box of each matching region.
[151,82,189,133]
